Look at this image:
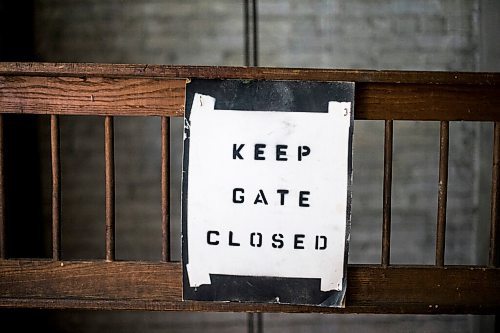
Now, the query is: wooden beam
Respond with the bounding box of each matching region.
[0,76,185,117]
[355,83,500,121]
[1,76,499,121]
[0,260,498,314]
[1,62,500,85]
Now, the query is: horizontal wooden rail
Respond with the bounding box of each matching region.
[0,260,498,314]
[0,76,185,116]
[355,83,500,121]
[1,62,500,85]
[1,64,499,120]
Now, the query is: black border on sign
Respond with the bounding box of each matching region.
[182,79,354,307]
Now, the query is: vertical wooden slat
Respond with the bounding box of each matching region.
[161,117,171,262]
[490,122,500,267]
[436,121,449,267]
[382,120,393,267]
[51,115,61,260]
[0,114,5,259]
[105,116,115,261]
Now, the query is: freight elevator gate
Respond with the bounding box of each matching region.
[0,63,499,315]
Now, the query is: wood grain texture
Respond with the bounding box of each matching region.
[1,62,500,85]
[50,115,61,261]
[490,123,500,267]
[355,83,500,121]
[381,120,393,266]
[104,116,115,261]
[0,76,185,116]
[1,65,499,121]
[0,260,498,314]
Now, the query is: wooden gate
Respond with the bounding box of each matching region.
[0,62,499,314]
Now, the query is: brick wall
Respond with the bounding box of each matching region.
[31,0,492,332]
[259,0,478,71]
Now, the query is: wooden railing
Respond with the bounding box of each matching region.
[0,62,499,314]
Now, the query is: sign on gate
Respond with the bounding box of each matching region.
[182,79,354,307]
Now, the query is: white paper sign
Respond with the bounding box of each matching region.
[184,93,352,292]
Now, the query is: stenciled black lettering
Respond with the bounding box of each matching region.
[229,231,240,246]
[276,144,288,161]
[294,234,305,249]
[272,233,284,248]
[315,235,327,250]
[298,145,311,161]
[233,188,244,203]
[299,191,310,207]
[254,144,266,160]
[207,231,219,245]
[250,232,263,247]
[233,144,244,159]
[254,189,268,205]
[277,189,289,205]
